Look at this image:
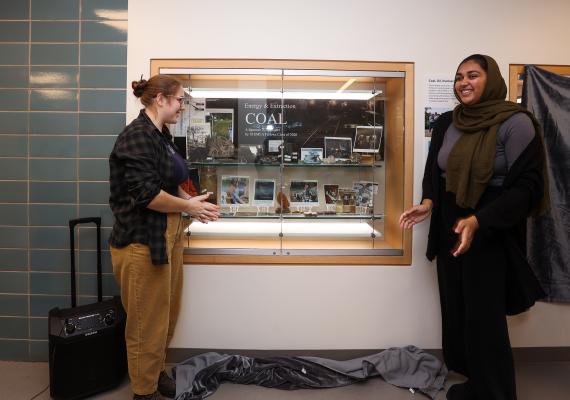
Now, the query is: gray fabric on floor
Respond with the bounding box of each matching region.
[173,345,447,399]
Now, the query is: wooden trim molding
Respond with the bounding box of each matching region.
[509,64,570,102]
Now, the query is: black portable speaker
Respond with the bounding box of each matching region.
[48,217,127,400]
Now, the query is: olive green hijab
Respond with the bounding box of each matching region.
[447,54,548,213]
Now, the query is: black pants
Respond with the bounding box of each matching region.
[436,184,516,400]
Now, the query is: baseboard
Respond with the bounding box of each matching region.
[167,347,570,364]
[511,347,570,362]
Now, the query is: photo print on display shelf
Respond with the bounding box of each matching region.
[188,123,210,148]
[352,181,378,208]
[207,109,234,141]
[338,188,357,213]
[324,137,352,160]
[267,139,283,154]
[353,126,383,153]
[220,175,250,205]
[300,148,323,164]
[253,179,276,206]
[324,184,339,204]
[289,180,319,205]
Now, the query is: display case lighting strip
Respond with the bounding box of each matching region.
[160,68,405,78]
[187,89,382,100]
[187,220,381,238]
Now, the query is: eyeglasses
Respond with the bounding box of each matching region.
[168,95,186,105]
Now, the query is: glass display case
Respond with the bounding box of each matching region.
[150,60,414,264]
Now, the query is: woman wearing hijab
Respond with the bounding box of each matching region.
[400,54,548,400]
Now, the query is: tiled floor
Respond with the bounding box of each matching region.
[1,361,569,400]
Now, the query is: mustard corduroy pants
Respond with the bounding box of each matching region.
[111,213,188,395]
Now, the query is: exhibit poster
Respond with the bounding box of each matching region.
[425,75,458,138]
[235,98,384,150]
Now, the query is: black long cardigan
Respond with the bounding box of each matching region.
[422,111,545,315]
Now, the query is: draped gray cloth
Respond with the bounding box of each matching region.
[522,65,570,302]
[173,346,447,399]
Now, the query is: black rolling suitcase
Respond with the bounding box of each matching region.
[48,217,127,400]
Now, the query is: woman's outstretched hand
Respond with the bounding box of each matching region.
[399,199,433,229]
[451,215,479,257]
[186,193,220,223]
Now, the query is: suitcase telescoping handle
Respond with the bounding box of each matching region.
[69,217,102,307]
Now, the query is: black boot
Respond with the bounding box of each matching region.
[133,391,162,400]
[158,370,176,398]
[446,381,475,400]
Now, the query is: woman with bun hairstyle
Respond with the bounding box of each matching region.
[109,75,220,400]
[400,55,548,399]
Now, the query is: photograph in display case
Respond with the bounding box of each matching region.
[324,184,339,204]
[289,180,319,204]
[353,181,378,208]
[324,137,352,160]
[266,139,283,154]
[220,175,250,205]
[338,188,357,213]
[353,126,383,153]
[300,148,323,164]
[188,123,210,147]
[253,179,276,206]
[198,166,217,204]
[207,108,234,141]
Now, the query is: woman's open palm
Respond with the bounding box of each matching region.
[399,202,432,229]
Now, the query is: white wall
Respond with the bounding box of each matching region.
[128,0,570,349]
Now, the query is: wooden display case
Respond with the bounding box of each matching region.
[150,59,414,265]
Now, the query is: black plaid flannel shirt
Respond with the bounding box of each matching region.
[109,110,177,265]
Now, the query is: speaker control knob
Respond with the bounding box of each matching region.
[64,320,75,335]
[104,313,114,326]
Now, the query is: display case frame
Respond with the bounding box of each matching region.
[150,59,414,265]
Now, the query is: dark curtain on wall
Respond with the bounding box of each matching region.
[522,65,570,302]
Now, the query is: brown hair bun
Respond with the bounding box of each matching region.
[132,75,182,106]
[132,79,148,98]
